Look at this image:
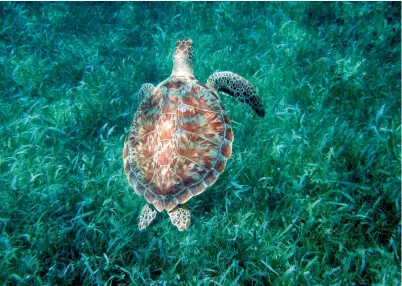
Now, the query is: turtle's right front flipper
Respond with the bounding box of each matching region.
[206,72,265,117]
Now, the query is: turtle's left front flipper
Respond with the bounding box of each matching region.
[206,72,265,117]
[138,83,155,104]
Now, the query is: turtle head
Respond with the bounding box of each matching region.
[171,38,194,78]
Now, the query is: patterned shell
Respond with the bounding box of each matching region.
[123,77,233,212]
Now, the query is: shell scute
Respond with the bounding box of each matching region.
[130,131,158,166]
[220,139,232,159]
[225,127,234,142]
[178,105,225,145]
[164,197,179,212]
[139,88,162,112]
[164,79,185,90]
[123,143,129,160]
[203,169,220,187]
[175,189,193,204]
[157,141,174,166]
[223,113,231,125]
[128,171,137,187]
[175,129,220,169]
[139,160,159,183]
[153,197,165,212]
[131,108,159,143]
[188,181,208,196]
[124,159,130,174]
[144,190,156,204]
[158,113,176,140]
[171,155,207,185]
[181,85,221,113]
[214,156,227,174]
[136,164,155,186]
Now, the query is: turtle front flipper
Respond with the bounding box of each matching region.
[168,204,191,231]
[138,204,157,230]
[206,72,265,117]
[138,83,155,103]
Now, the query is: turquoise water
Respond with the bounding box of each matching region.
[0,2,400,284]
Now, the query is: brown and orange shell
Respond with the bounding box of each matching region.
[122,77,233,212]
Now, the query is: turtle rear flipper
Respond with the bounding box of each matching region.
[206,72,265,117]
[168,204,191,231]
[138,204,157,230]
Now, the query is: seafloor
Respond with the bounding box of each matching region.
[0,2,400,285]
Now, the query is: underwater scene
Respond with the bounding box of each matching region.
[0,2,401,285]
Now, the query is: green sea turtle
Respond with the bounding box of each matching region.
[123,38,265,231]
